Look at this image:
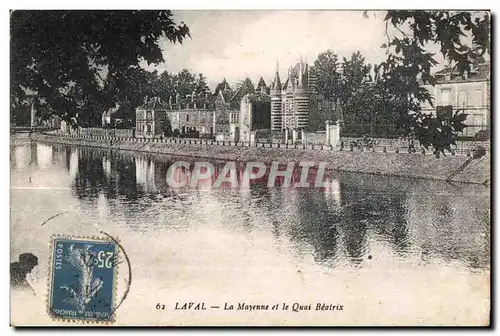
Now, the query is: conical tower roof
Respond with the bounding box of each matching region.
[271,62,282,91]
[257,77,267,88]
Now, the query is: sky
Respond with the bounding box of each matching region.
[145,10,393,90]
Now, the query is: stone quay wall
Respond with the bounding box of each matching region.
[30,132,490,185]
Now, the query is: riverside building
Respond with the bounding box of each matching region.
[420,61,490,138]
[270,60,318,132]
[135,82,246,141]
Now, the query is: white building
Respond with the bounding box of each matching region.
[421,62,490,138]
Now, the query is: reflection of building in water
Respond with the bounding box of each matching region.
[29,142,37,166]
[50,146,67,167]
[68,148,79,181]
[97,191,110,219]
[135,156,157,193]
[102,155,111,178]
[36,143,53,169]
[292,188,342,264]
[14,145,30,169]
[322,178,341,204]
[336,175,408,264]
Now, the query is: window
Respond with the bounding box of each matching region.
[458,90,467,108]
[474,115,485,127]
[186,114,190,122]
[146,111,152,120]
[466,89,483,107]
[439,88,451,106]
[472,89,483,107]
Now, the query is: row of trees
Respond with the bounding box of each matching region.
[310,11,489,155]
[112,70,263,126]
[10,10,259,128]
[309,50,408,138]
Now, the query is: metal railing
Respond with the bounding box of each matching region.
[40,131,489,157]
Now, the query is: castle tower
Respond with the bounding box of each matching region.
[270,62,283,131]
[294,61,309,129]
[307,63,317,95]
[257,77,267,95]
[283,66,295,130]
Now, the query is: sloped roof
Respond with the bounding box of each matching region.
[166,93,215,110]
[137,97,169,110]
[245,93,271,102]
[112,105,132,119]
[257,77,267,88]
[229,87,242,102]
[272,74,281,91]
[222,88,234,103]
[434,62,490,82]
[102,104,120,117]
[282,77,290,90]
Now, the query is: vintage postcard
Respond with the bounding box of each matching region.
[10,9,490,326]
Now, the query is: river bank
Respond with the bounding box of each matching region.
[27,133,490,185]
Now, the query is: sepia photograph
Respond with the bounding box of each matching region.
[9,9,491,326]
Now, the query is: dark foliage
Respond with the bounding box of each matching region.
[11,10,190,127]
[379,10,490,155]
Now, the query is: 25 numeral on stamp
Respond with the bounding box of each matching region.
[54,244,114,270]
[95,251,115,268]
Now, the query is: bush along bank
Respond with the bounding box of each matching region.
[30,133,490,185]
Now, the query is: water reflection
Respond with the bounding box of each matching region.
[10,142,490,271]
[36,143,53,169]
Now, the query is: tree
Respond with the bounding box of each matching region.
[339,52,374,135]
[308,50,342,131]
[10,10,190,127]
[341,52,372,103]
[214,78,231,95]
[173,69,197,97]
[237,77,256,95]
[378,10,490,155]
[310,50,374,133]
[156,71,175,103]
[101,67,158,126]
[313,50,342,102]
[195,73,210,95]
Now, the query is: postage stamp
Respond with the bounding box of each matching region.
[10,9,490,326]
[48,236,119,323]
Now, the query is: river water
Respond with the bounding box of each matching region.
[10,140,490,326]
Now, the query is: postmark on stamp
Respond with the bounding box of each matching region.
[48,236,119,323]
